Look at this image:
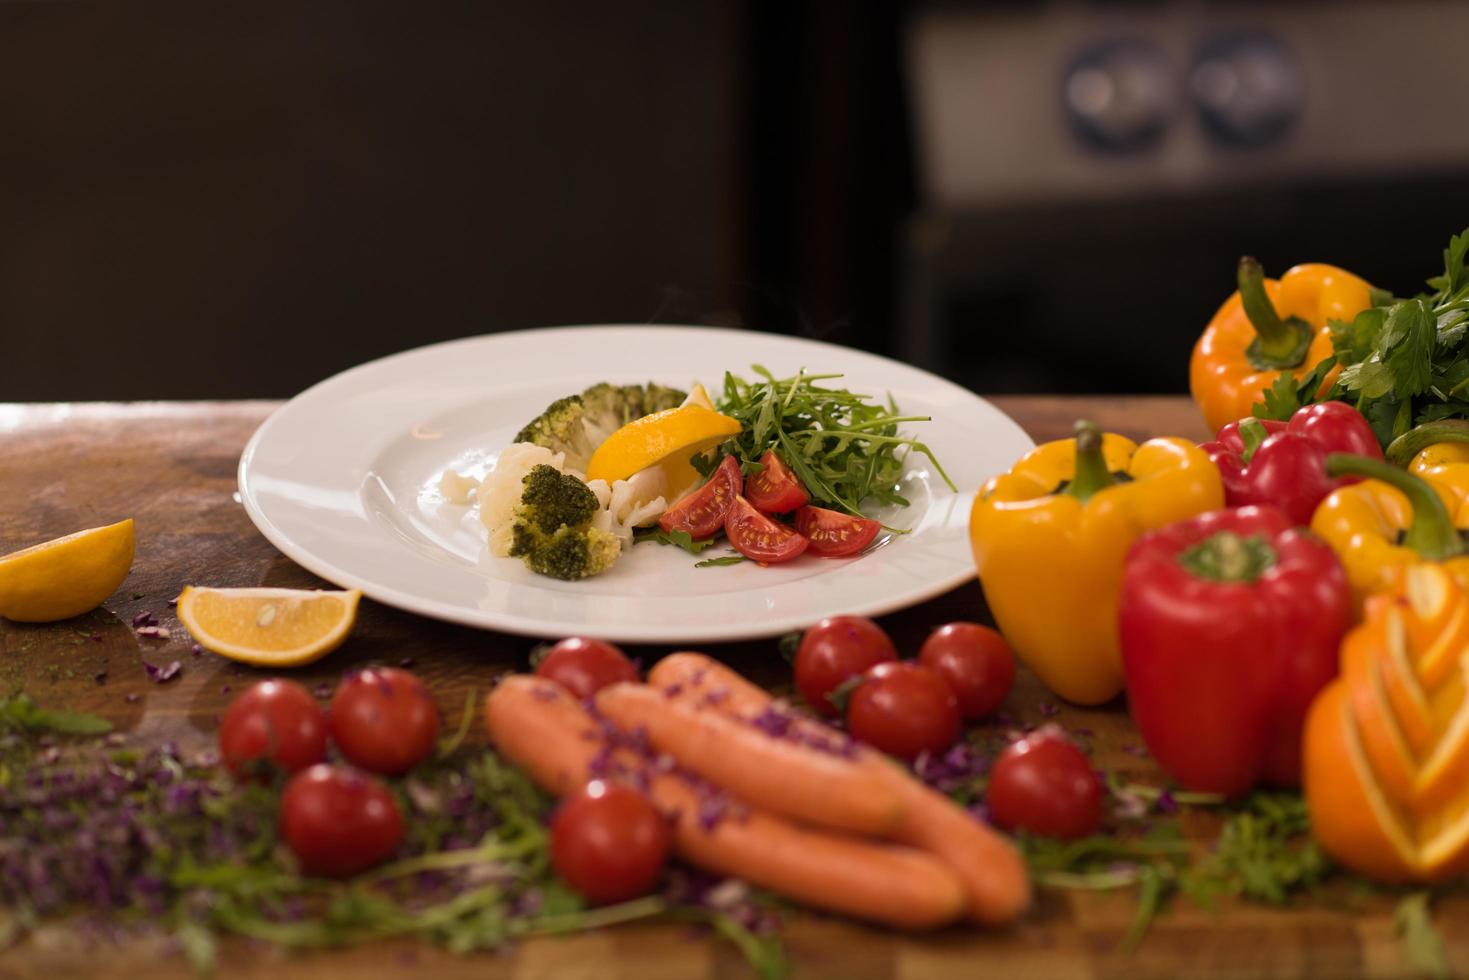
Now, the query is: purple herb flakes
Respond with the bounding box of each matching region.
[398,657,416,669]
[1038,702,1060,718]
[143,661,182,684]
[136,626,171,640]
[530,683,560,702]
[124,693,141,703]
[312,682,332,699]
[93,671,108,686]
[662,682,684,699]
[1122,743,1149,758]
[131,611,156,629]
[190,643,203,657]
[1155,788,1179,815]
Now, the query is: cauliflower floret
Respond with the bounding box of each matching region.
[479,443,569,556]
[586,467,669,545]
[438,469,480,504]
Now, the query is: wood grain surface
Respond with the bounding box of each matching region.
[1,396,1463,980]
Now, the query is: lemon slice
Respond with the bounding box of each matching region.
[0,519,135,622]
[176,586,361,667]
[682,383,716,411]
[585,403,742,486]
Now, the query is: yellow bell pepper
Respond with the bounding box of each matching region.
[1309,451,1469,608]
[968,421,1224,706]
[1189,257,1373,433]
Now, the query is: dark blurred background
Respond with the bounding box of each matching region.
[4,0,1469,401]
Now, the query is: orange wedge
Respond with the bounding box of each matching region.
[176,586,361,667]
[0,519,135,622]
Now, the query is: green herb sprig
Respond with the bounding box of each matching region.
[1255,227,1469,447]
[697,366,955,518]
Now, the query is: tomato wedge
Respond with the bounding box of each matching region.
[725,495,808,563]
[795,505,881,557]
[745,450,810,514]
[658,454,742,539]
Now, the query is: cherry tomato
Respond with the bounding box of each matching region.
[794,615,898,717]
[328,667,440,776]
[846,662,961,760]
[985,726,1102,840]
[535,637,640,700]
[659,454,743,539]
[218,679,327,779]
[794,505,881,557]
[918,622,1016,720]
[280,764,405,877]
[745,450,810,514]
[551,781,671,904]
[725,495,808,563]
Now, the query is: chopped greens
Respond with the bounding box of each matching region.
[695,366,955,517]
[0,693,786,976]
[694,554,748,568]
[633,527,719,554]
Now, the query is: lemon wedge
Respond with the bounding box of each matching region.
[0,519,136,622]
[176,586,361,667]
[584,402,742,487]
[682,382,716,411]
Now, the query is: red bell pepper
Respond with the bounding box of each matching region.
[1118,505,1351,795]
[1200,401,1382,526]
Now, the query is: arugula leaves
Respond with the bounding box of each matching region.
[634,528,718,554]
[697,366,954,517]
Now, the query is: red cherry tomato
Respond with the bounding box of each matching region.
[279,764,405,877]
[794,505,881,557]
[535,637,640,700]
[218,679,327,779]
[918,622,1016,720]
[659,455,743,539]
[328,667,440,776]
[551,781,671,904]
[846,662,961,761]
[794,615,898,717]
[985,726,1103,840]
[745,450,810,514]
[725,495,808,563]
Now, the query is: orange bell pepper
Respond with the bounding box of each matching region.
[1190,257,1373,433]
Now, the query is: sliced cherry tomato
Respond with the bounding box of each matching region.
[846,661,961,761]
[328,667,441,776]
[219,679,327,780]
[280,764,405,877]
[794,615,898,717]
[725,495,808,563]
[985,725,1102,840]
[551,781,671,904]
[918,622,1016,720]
[658,454,743,539]
[746,450,810,514]
[794,505,881,557]
[535,636,640,700]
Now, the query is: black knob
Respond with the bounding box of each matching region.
[1190,31,1304,148]
[1062,38,1177,153]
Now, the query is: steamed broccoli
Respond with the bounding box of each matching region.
[509,464,621,580]
[515,382,687,472]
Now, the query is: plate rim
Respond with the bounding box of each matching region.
[238,324,1032,642]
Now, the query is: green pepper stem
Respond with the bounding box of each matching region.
[1178,531,1277,583]
[1237,418,1269,463]
[1325,453,1465,561]
[1238,256,1313,371]
[1065,420,1116,504]
[1385,420,1469,468]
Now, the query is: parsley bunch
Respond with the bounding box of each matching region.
[696,366,955,517]
[1256,227,1469,447]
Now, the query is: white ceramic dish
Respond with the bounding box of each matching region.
[237,325,1034,642]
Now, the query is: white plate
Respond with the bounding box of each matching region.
[237,326,1034,643]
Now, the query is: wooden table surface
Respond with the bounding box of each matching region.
[2,395,1464,980]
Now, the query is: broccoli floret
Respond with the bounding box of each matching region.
[514,382,689,471]
[514,394,585,448]
[508,464,621,580]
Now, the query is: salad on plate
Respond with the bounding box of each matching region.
[441,367,954,581]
